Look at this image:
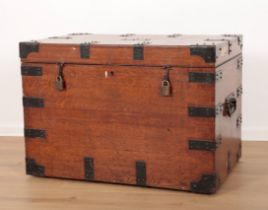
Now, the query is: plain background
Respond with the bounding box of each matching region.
[0,0,267,140]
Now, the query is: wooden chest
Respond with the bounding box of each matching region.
[19,33,242,194]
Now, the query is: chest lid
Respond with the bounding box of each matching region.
[19,33,242,67]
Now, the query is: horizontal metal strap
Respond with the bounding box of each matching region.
[188,106,215,117]
[189,72,215,84]
[189,140,217,151]
[21,66,42,76]
[23,97,44,108]
[25,129,46,138]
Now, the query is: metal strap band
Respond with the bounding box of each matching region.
[189,140,217,151]
[80,43,90,58]
[189,72,215,84]
[188,107,215,117]
[25,129,46,138]
[21,66,42,76]
[84,157,94,180]
[133,45,144,60]
[136,161,146,186]
[23,97,44,108]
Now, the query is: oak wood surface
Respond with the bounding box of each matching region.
[22,63,216,191]
[0,137,267,210]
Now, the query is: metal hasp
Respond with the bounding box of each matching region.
[133,44,144,60]
[21,66,43,76]
[136,161,146,186]
[23,97,44,108]
[190,46,216,63]
[80,43,91,58]
[19,41,39,58]
[188,107,215,117]
[191,174,218,194]
[189,72,215,84]
[25,129,46,139]
[84,157,94,180]
[26,158,45,176]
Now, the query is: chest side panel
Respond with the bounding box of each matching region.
[215,55,242,184]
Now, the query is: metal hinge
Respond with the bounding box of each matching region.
[136,161,146,186]
[21,66,42,76]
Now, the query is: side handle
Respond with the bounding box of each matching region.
[223,97,237,117]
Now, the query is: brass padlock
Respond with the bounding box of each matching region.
[161,80,171,96]
[55,75,65,91]
[55,63,65,91]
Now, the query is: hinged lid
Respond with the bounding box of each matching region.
[19,34,242,67]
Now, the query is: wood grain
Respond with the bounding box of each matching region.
[20,34,242,193]
[22,64,215,191]
[0,137,267,210]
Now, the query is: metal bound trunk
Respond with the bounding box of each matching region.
[20,33,242,194]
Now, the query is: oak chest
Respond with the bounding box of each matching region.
[20,33,242,194]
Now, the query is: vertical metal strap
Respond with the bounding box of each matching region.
[136,161,146,186]
[84,157,94,180]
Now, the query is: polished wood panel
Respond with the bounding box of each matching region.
[22,64,215,191]
[0,137,267,210]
